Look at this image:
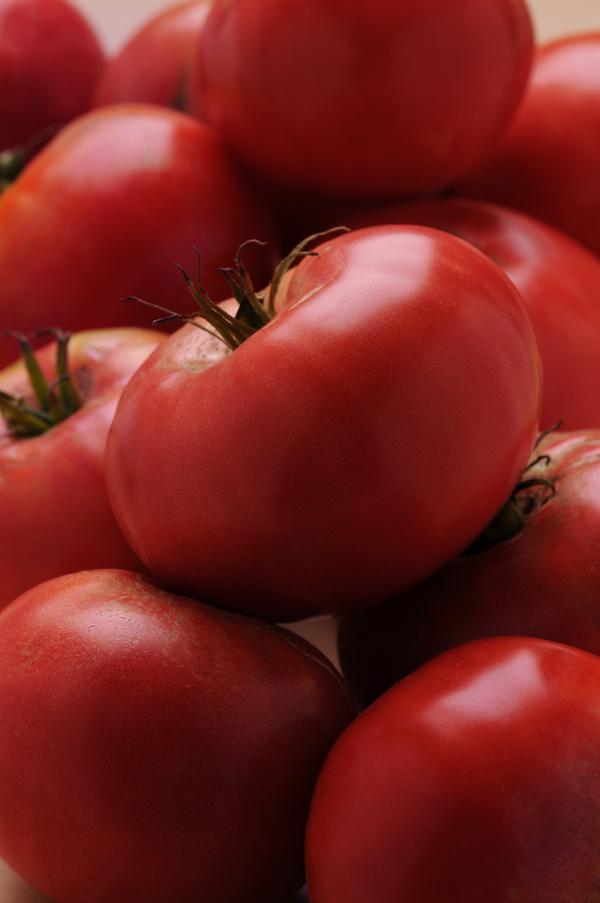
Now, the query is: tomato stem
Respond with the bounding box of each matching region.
[464,444,557,556]
[123,227,350,350]
[0,330,82,438]
[0,126,59,192]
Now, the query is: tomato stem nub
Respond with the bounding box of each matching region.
[0,330,82,438]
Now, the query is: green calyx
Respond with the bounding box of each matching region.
[0,126,59,192]
[464,472,555,557]
[0,330,82,438]
[123,227,349,350]
[0,148,26,191]
[463,424,563,557]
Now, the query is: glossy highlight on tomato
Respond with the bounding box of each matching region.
[307,636,600,903]
[106,225,542,621]
[344,197,600,430]
[0,104,276,364]
[0,569,355,903]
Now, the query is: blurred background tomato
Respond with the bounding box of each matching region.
[69,0,600,50]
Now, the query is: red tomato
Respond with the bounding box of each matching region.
[0,105,276,366]
[0,328,161,609]
[0,0,104,151]
[191,0,533,198]
[460,34,600,258]
[94,2,210,110]
[339,430,600,707]
[106,226,541,622]
[307,636,600,903]
[342,198,600,430]
[0,569,354,903]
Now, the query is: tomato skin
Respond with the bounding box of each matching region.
[0,105,276,366]
[191,0,533,198]
[94,2,210,110]
[0,329,161,609]
[0,0,104,151]
[343,198,600,431]
[339,431,600,708]
[0,569,354,903]
[307,636,600,903]
[106,226,541,621]
[460,35,600,258]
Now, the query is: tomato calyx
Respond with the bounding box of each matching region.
[123,227,349,350]
[0,329,82,438]
[0,148,26,191]
[464,424,562,556]
[0,126,58,191]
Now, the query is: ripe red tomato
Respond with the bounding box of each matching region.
[0,569,354,903]
[0,105,276,366]
[191,0,533,198]
[339,430,600,707]
[106,225,541,622]
[94,2,210,110]
[343,198,600,431]
[307,636,600,903]
[0,0,104,151]
[0,328,161,609]
[460,34,600,258]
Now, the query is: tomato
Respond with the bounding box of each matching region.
[0,105,276,366]
[105,225,541,622]
[94,2,210,110]
[0,0,104,152]
[0,328,161,609]
[339,430,600,707]
[341,197,600,431]
[191,0,533,198]
[0,569,354,903]
[307,636,600,903]
[460,34,600,258]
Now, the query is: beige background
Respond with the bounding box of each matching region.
[72,0,600,50]
[1,0,599,900]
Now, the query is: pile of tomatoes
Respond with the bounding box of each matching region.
[1,0,600,900]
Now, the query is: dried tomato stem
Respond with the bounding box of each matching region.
[127,229,352,350]
[463,437,557,557]
[267,227,350,317]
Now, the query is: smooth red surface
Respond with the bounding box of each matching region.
[0,0,104,150]
[192,0,533,198]
[106,226,541,621]
[0,570,354,903]
[0,105,276,365]
[0,857,310,902]
[345,198,600,430]
[460,34,600,258]
[94,2,210,110]
[340,431,600,706]
[307,636,600,903]
[0,329,160,609]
